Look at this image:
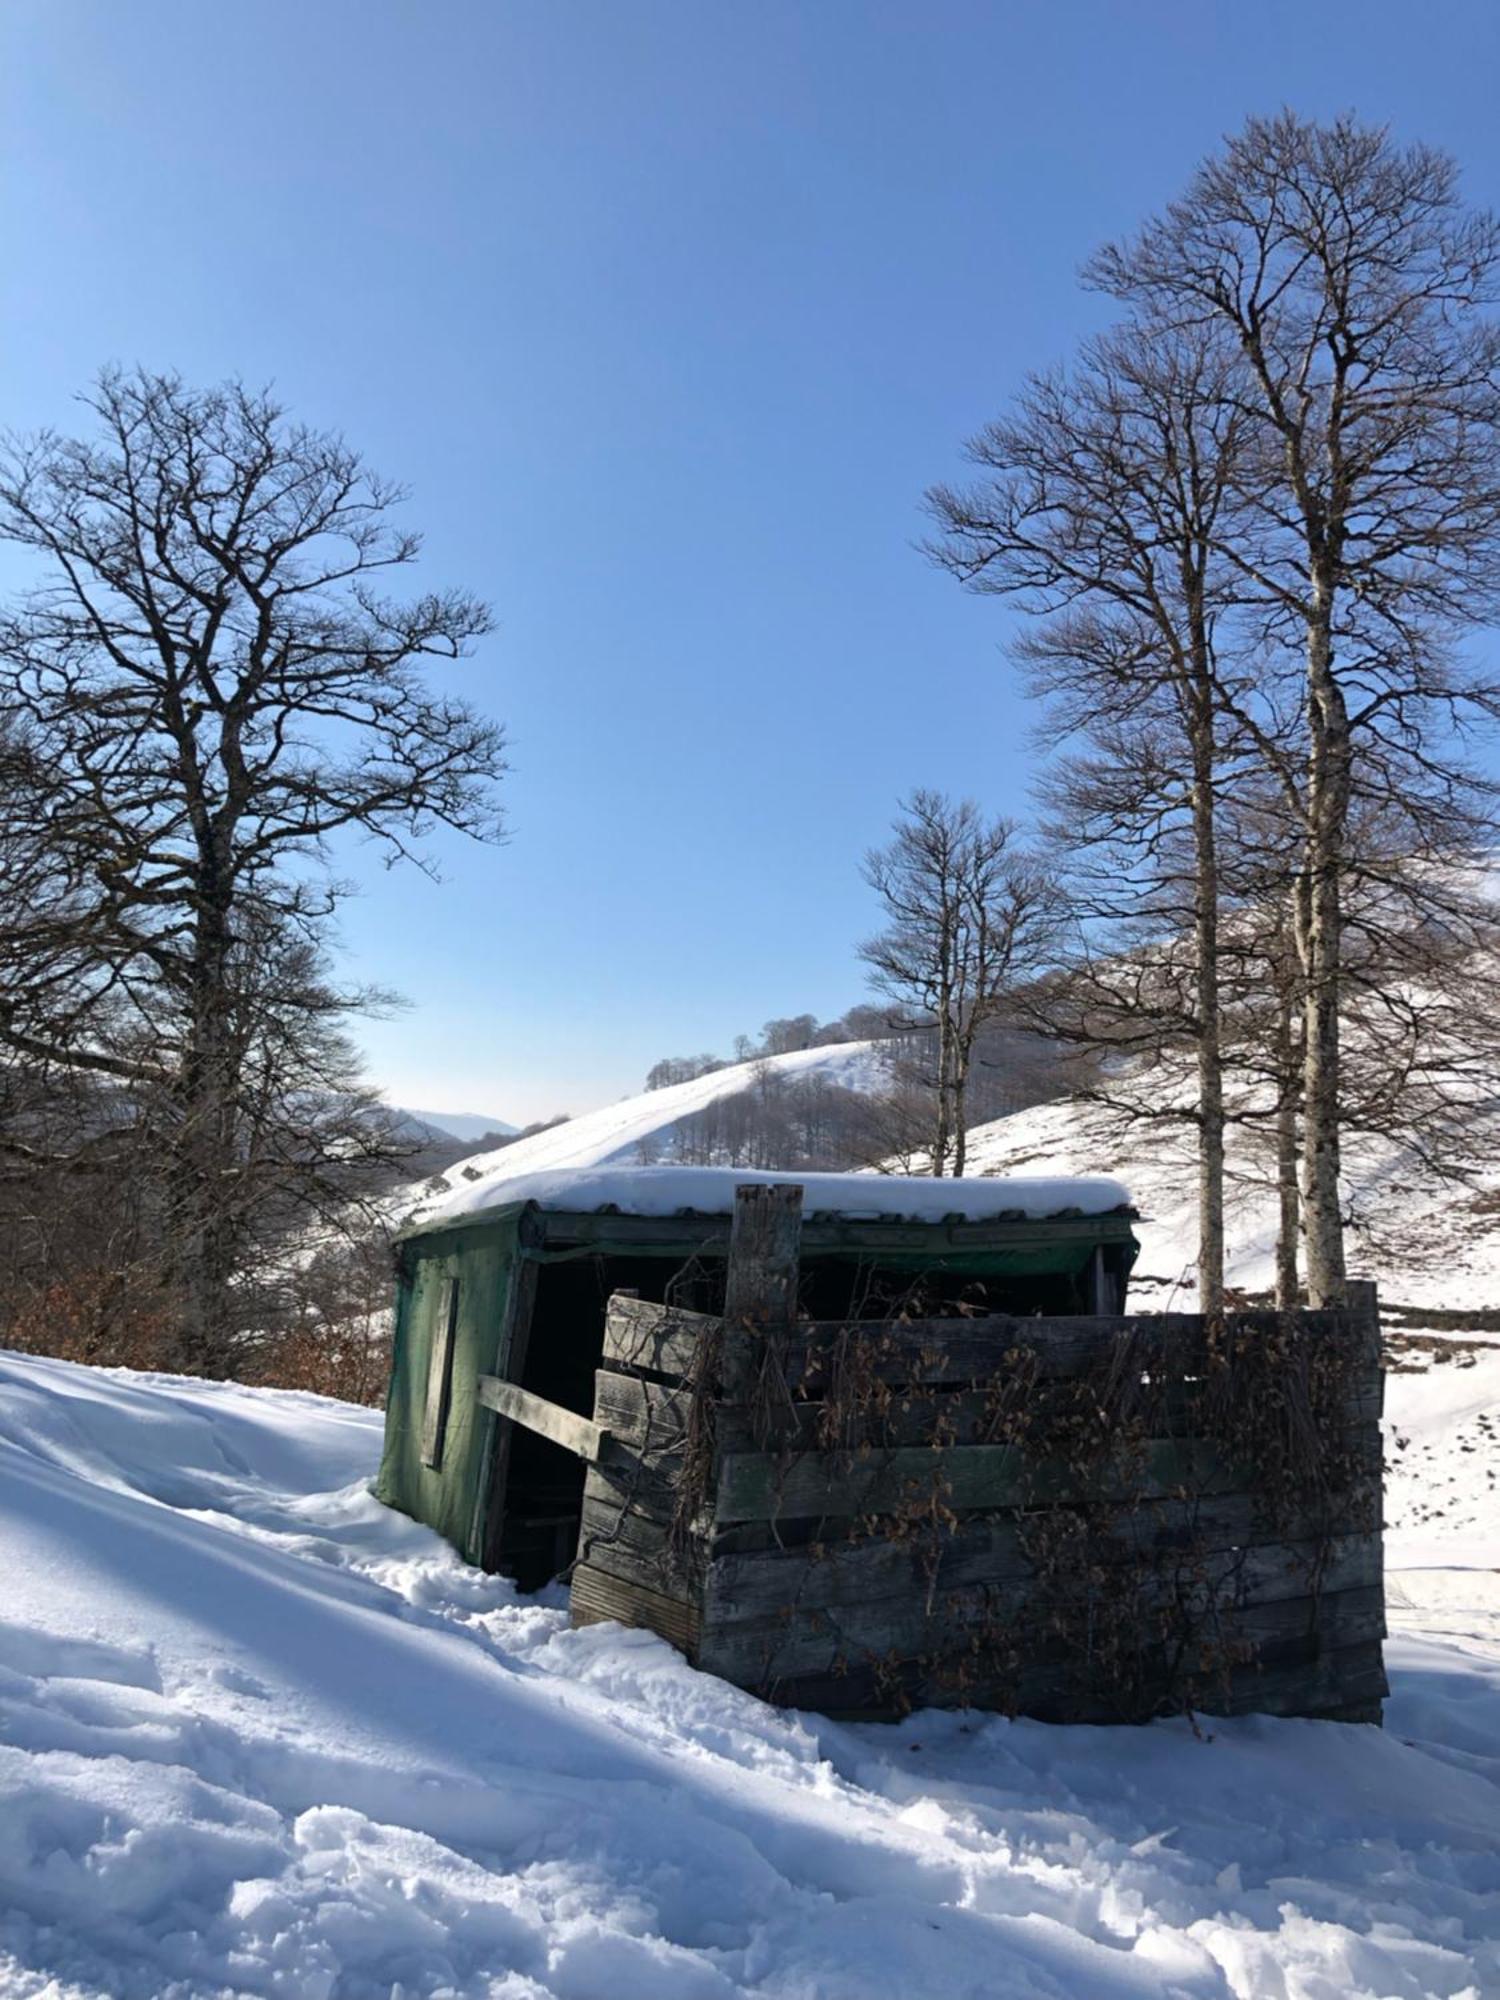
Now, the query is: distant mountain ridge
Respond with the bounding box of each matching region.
[397,1108,519,1143]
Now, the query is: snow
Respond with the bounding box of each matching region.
[400,1042,897,1226]
[418,1162,1135,1228]
[961,1087,1500,1315]
[1,1346,1496,1999]
[400,1041,1130,1229]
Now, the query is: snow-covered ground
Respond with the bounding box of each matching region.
[0,1346,1495,2000]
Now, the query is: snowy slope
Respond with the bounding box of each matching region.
[961,1089,1500,1316]
[1,1348,1497,2000]
[399,1041,893,1228]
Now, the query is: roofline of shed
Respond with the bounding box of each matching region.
[394,1197,1140,1260]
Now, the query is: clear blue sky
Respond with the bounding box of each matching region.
[5,2,1499,1123]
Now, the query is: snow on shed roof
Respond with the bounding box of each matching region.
[415,1163,1135,1228]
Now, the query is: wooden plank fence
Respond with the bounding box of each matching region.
[539,1186,1383,1724]
[572,1184,1384,1720]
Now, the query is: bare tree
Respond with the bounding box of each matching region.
[758,1014,819,1056]
[859,792,1059,1175]
[0,369,506,1369]
[927,325,1253,1307]
[1089,112,1500,1303]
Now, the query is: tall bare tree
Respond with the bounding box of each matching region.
[926,326,1253,1308]
[0,369,506,1369]
[1089,112,1500,1304]
[860,791,1058,1175]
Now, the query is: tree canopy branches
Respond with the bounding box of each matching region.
[0,369,507,1369]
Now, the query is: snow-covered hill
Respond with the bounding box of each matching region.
[962,1090,1500,1318]
[0,1346,1496,1999]
[398,1041,892,1229]
[396,1030,1500,1326]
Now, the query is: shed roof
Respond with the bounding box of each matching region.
[414,1163,1135,1230]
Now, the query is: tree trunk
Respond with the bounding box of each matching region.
[1273,957,1301,1310]
[951,1026,971,1179]
[1298,600,1350,1306]
[932,932,955,1174]
[1190,698,1225,1315]
[167,886,241,1376]
[931,1016,951,1176]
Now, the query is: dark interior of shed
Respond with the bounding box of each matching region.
[488,1242,1126,1589]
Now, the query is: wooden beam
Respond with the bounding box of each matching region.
[724,1183,804,1325]
[477,1374,615,1464]
[739,1629,1387,1725]
[705,1511,1382,1622]
[570,1559,702,1655]
[603,1297,1384,1397]
[721,1183,803,1408]
[603,1293,716,1382]
[419,1274,459,1470]
[469,1254,539,1567]
[715,1436,1251,1522]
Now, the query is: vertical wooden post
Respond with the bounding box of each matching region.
[1335,1275,1387,1722]
[1344,1278,1382,1413]
[696,1185,804,1683]
[721,1183,804,1409]
[1086,1245,1115,1316]
[420,1272,460,1470]
[467,1252,540,1567]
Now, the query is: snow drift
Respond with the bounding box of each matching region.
[0,1346,1496,1998]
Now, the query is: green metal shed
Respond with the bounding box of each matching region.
[375,1165,1139,1583]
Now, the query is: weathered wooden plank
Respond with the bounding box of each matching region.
[585,1478,1381,1608]
[575,1509,705,1598]
[578,1440,706,1545]
[715,1436,1252,1523]
[601,1298,1381,1398]
[747,1633,1387,1724]
[570,1560,702,1656]
[700,1555,1384,1684]
[732,1611,1386,1721]
[610,1377,1380,1454]
[783,1308,1381,1392]
[721,1183,803,1408]
[473,1255,540,1567]
[577,1448,711,1587]
[419,1274,459,1470]
[596,1369,1287,1471]
[602,1295,716,1383]
[580,1480,674,1544]
[476,1374,614,1463]
[704,1511,1382,1624]
[592,1370,696,1453]
[1209,1639,1388,1720]
[724,1183,804,1325]
[590,1440,694,1505]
